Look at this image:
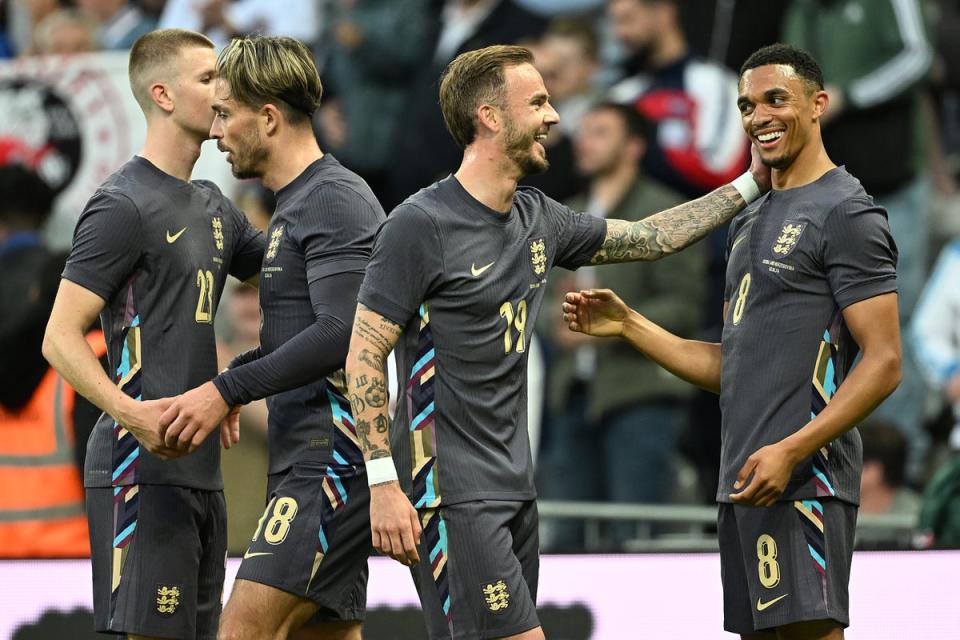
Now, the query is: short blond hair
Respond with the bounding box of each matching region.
[128,29,214,112]
[216,35,322,124]
[439,45,534,148]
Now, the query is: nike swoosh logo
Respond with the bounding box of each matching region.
[166,227,187,243]
[756,593,789,611]
[471,261,495,276]
[243,551,272,560]
[730,234,747,253]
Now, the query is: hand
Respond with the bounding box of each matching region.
[117,397,185,460]
[747,142,772,195]
[729,443,797,507]
[947,372,960,403]
[562,289,630,338]
[369,480,421,566]
[220,405,241,449]
[158,381,230,452]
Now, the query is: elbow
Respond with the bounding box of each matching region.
[41,323,57,365]
[882,349,903,397]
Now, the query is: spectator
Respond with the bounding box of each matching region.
[540,102,700,550]
[538,16,602,136]
[6,0,65,56]
[321,0,430,207]
[782,0,934,477]
[76,0,155,50]
[0,164,102,557]
[33,8,98,55]
[857,419,921,548]
[158,0,322,48]
[387,0,546,207]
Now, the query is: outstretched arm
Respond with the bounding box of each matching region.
[590,145,770,264]
[345,303,421,566]
[563,289,722,393]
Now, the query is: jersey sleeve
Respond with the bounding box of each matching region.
[539,192,607,270]
[62,189,143,302]
[357,203,444,327]
[822,198,898,310]
[224,197,266,281]
[302,183,383,283]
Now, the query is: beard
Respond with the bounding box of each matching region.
[760,148,797,171]
[222,128,268,179]
[504,119,549,177]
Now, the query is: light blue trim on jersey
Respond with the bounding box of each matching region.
[415,467,437,508]
[328,467,347,505]
[409,348,436,381]
[318,526,329,554]
[327,390,353,427]
[333,450,349,466]
[813,467,836,495]
[411,401,435,431]
[112,448,139,482]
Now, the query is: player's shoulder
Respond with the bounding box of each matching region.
[811,168,878,220]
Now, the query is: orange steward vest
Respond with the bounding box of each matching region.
[0,330,106,557]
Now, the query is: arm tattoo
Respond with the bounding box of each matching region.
[590,184,744,264]
[364,377,387,408]
[373,414,389,434]
[358,349,384,369]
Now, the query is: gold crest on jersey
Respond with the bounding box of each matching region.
[529,238,546,276]
[772,221,807,257]
[211,216,224,252]
[156,585,181,615]
[482,580,510,613]
[266,225,285,262]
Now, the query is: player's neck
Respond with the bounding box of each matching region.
[772,143,835,191]
[260,133,323,192]
[140,122,203,183]
[454,145,521,214]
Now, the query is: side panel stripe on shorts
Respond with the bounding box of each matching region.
[112,311,142,487]
[110,484,140,624]
[794,499,828,604]
[307,469,351,592]
[809,313,843,497]
[421,508,453,636]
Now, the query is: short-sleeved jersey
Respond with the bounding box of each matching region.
[719,167,898,504]
[358,177,606,506]
[259,155,385,473]
[64,157,265,490]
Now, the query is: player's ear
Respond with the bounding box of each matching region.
[150,82,174,114]
[476,103,500,136]
[812,89,829,122]
[262,103,281,136]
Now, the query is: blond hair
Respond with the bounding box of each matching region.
[216,35,322,123]
[128,29,214,113]
[439,45,534,148]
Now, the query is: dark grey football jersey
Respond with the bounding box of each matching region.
[257,155,384,473]
[358,177,606,506]
[719,167,898,504]
[64,157,265,490]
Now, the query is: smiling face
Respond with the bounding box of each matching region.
[209,79,268,179]
[499,62,559,176]
[737,64,826,171]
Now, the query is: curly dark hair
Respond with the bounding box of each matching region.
[740,43,824,92]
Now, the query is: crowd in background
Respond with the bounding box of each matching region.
[2,0,960,554]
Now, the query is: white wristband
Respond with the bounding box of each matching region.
[366,456,399,486]
[731,171,761,204]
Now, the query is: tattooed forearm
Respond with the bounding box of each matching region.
[590,184,744,264]
[346,304,403,462]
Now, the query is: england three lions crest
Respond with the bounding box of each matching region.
[481,579,510,613]
[772,221,807,257]
[156,585,181,615]
[266,225,285,262]
[211,216,224,252]
[529,237,547,277]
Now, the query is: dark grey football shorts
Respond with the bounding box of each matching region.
[234,462,371,622]
[87,485,227,639]
[719,498,857,634]
[412,499,540,640]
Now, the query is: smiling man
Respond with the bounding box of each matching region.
[562,44,902,639]
[344,44,771,640]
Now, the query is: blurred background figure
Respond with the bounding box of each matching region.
[781,0,934,480]
[857,419,921,548]
[537,16,602,137]
[318,0,429,208]
[75,0,155,50]
[0,164,103,558]
[32,8,98,55]
[5,0,66,56]
[158,0,322,48]
[538,102,701,551]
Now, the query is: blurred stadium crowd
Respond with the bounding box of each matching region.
[2,0,960,556]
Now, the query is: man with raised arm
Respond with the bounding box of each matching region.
[345,44,768,640]
[563,44,901,639]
